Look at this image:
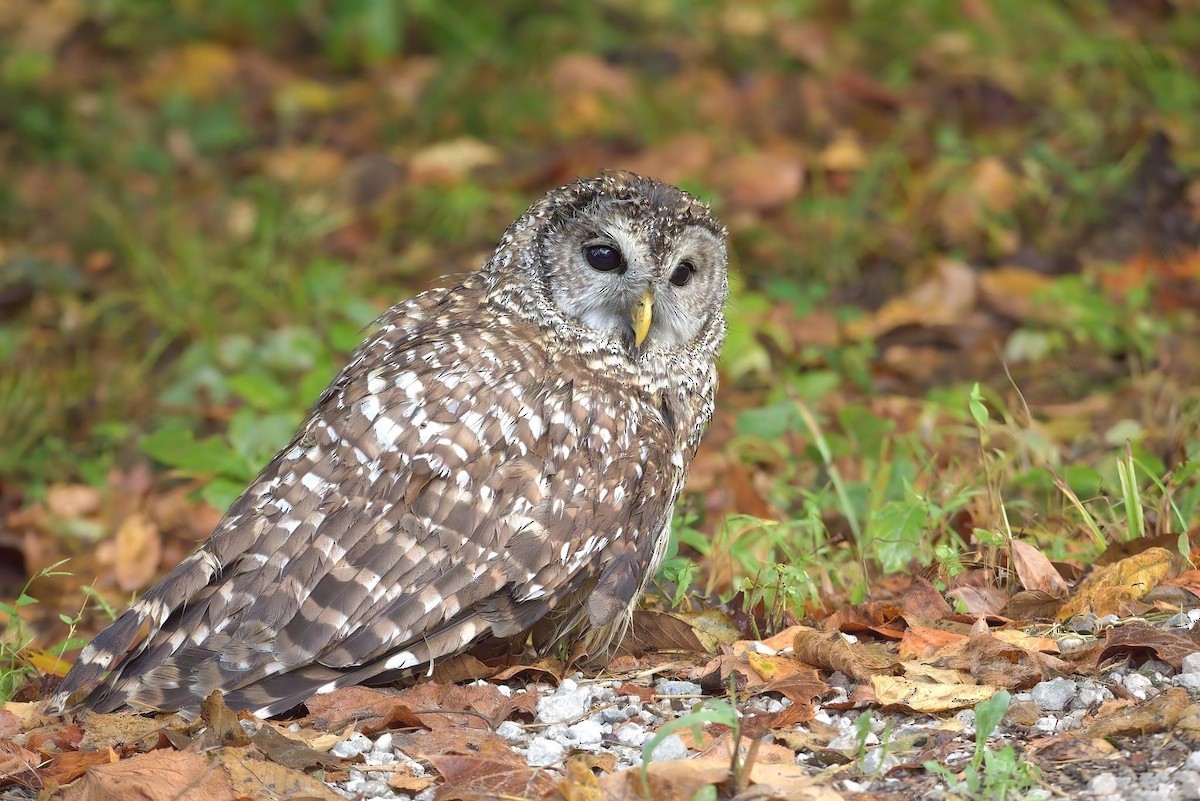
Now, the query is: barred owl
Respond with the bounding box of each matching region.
[48,172,728,718]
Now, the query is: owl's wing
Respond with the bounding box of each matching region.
[49,287,678,717]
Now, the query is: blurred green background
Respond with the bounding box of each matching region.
[2,0,1199,651]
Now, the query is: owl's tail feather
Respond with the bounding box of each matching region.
[63,609,495,720]
[45,549,224,715]
[224,611,495,719]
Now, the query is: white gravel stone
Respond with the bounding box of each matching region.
[496,684,512,698]
[1032,677,1077,711]
[496,720,526,741]
[1181,653,1200,675]
[373,733,393,753]
[567,719,604,746]
[1123,672,1153,700]
[537,686,592,723]
[1090,773,1119,795]
[1034,716,1058,734]
[617,723,647,747]
[1187,751,1200,772]
[364,750,397,766]
[1073,681,1112,711]
[1176,673,1200,691]
[602,706,629,723]
[331,732,373,758]
[656,680,702,696]
[360,779,392,798]
[647,734,689,762]
[526,737,566,767]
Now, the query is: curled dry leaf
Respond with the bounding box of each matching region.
[845,258,978,340]
[713,151,805,211]
[872,675,999,713]
[408,137,501,186]
[792,630,898,684]
[1056,547,1174,621]
[1096,620,1200,670]
[1075,687,1196,740]
[113,512,162,593]
[58,749,237,801]
[1010,539,1070,598]
[429,753,559,801]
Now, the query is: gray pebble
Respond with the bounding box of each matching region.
[331,732,372,758]
[1057,635,1085,651]
[1090,773,1119,794]
[647,733,689,761]
[496,720,526,741]
[364,750,396,766]
[1176,771,1200,801]
[1033,716,1058,734]
[567,719,604,746]
[1073,680,1112,711]
[343,775,365,795]
[617,723,647,747]
[526,736,566,767]
[1182,652,1200,676]
[1031,677,1077,712]
[656,680,702,696]
[1066,613,1099,634]
[537,687,591,723]
[360,779,392,798]
[1188,751,1200,772]
[1176,673,1200,691]
[601,706,629,723]
[1123,672,1153,700]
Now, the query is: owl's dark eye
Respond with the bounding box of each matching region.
[584,245,625,273]
[669,261,696,287]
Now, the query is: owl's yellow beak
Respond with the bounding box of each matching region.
[631,291,654,347]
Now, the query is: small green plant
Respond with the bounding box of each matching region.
[0,561,92,702]
[641,698,740,799]
[924,691,1038,800]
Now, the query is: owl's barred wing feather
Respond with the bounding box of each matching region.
[49,278,680,717]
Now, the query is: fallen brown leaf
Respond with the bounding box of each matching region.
[38,749,114,786]
[112,512,162,592]
[58,749,237,801]
[1057,547,1175,621]
[1076,687,1196,739]
[216,746,345,801]
[792,630,898,684]
[429,753,559,801]
[872,675,999,713]
[1096,620,1200,670]
[1010,539,1070,598]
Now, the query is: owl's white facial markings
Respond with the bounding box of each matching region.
[545,211,728,357]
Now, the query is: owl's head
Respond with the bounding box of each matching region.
[492,172,729,359]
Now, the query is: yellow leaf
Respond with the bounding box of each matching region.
[27,649,71,677]
[1057,547,1174,621]
[872,675,999,713]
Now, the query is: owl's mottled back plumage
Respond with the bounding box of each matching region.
[47,173,728,718]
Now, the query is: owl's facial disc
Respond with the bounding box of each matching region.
[545,211,727,356]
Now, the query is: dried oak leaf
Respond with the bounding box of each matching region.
[58,749,237,801]
[1096,620,1200,670]
[429,753,559,801]
[792,629,899,684]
